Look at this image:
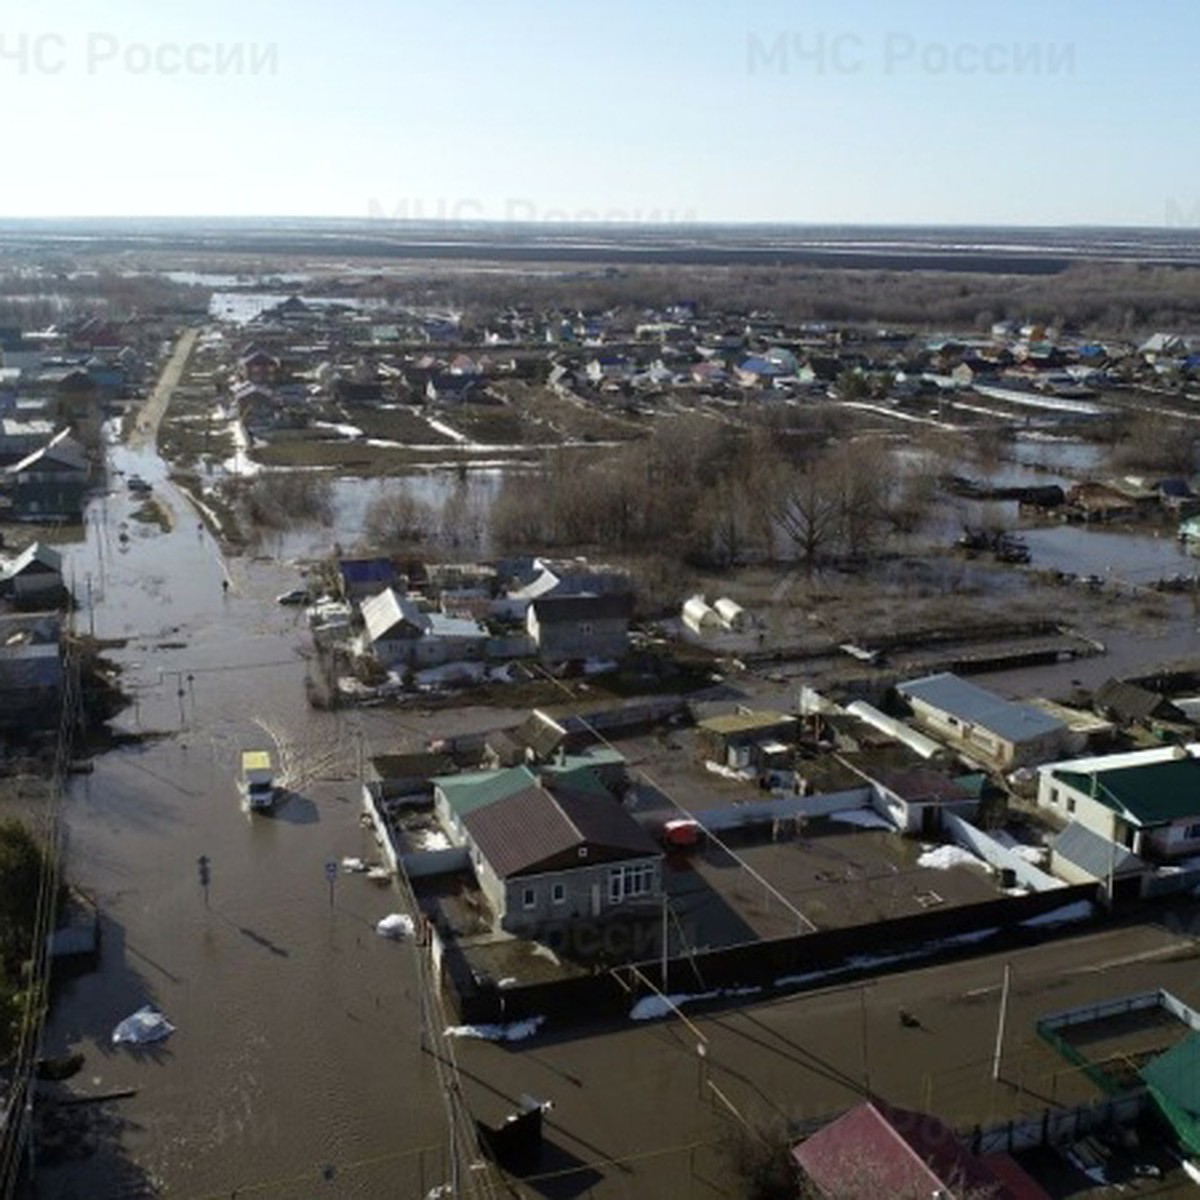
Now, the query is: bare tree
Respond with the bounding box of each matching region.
[363,490,434,552]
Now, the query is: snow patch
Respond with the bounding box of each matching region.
[828,808,893,831]
[629,985,762,1022]
[918,844,986,871]
[375,913,416,940]
[1021,900,1094,928]
[444,1016,545,1042]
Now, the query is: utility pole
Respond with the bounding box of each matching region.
[661,892,669,994]
[860,984,872,1097]
[992,962,1012,1082]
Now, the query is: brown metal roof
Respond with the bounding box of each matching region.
[463,778,657,879]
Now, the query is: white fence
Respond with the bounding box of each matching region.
[696,786,873,833]
[943,812,1064,892]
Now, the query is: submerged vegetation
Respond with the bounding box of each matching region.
[0,819,57,1062]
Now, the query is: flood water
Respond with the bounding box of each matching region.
[39,444,450,1197]
[271,470,504,562]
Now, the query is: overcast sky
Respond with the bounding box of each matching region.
[2,0,1197,227]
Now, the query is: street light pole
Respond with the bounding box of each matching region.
[992,962,1012,1082]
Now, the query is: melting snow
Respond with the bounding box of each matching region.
[444,1016,545,1042]
[918,845,986,871]
[1021,900,1094,928]
[829,808,893,831]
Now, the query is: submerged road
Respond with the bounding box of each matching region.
[38,386,450,1197]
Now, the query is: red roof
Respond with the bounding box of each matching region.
[791,1101,1049,1199]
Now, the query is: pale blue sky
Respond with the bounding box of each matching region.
[2,0,1197,226]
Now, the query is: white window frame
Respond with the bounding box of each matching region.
[551,882,566,905]
[522,885,537,910]
[607,862,656,904]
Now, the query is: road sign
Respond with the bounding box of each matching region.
[324,860,338,882]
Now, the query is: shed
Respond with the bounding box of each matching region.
[713,596,750,632]
[1049,820,1145,896]
[682,594,721,635]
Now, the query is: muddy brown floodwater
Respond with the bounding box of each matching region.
[38,440,451,1197]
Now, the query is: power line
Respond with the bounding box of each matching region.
[528,662,817,934]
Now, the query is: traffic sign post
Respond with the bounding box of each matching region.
[325,859,338,908]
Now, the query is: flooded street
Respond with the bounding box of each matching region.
[39,440,449,1196]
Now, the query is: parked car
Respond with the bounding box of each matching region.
[276,588,309,606]
[126,475,152,494]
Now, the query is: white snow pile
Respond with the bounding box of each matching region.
[629,985,763,1022]
[774,927,1001,989]
[992,831,1048,864]
[413,829,452,852]
[918,844,986,871]
[582,658,618,676]
[444,1016,545,1042]
[828,808,893,831]
[375,913,416,940]
[416,661,486,688]
[705,761,753,782]
[1021,900,1094,928]
[112,1005,175,1046]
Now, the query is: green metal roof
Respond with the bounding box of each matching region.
[433,766,537,817]
[1142,1033,1200,1156]
[543,747,626,775]
[1053,758,1200,827]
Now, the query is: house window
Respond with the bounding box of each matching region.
[522,886,536,910]
[1186,822,1200,841]
[551,882,566,905]
[1067,795,1076,814]
[1050,788,1060,807]
[578,621,594,636]
[607,862,656,904]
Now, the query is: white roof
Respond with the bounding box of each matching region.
[361,588,428,643]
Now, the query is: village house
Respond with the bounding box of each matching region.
[0,542,67,608]
[895,672,1069,771]
[336,556,400,604]
[0,417,57,467]
[695,709,797,772]
[482,710,569,770]
[238,346,281,384]
[3,429,91,521]
[525,593,631,663]
[1092,677,1187,730]
[791,1100,1049,1199]
[1038,747,1200,864]
[431,764,661,934]
[359,588,487,669]
[0,612,63,731]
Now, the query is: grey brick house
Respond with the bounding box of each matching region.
[525,593,632,663]
[432,764,661,933]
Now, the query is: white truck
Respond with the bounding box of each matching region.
[239,750,277,812]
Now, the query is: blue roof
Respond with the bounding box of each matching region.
[738,356,781,375]
[898,673,1065,744]
[338,557,395,585]
[425,613,486,639]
